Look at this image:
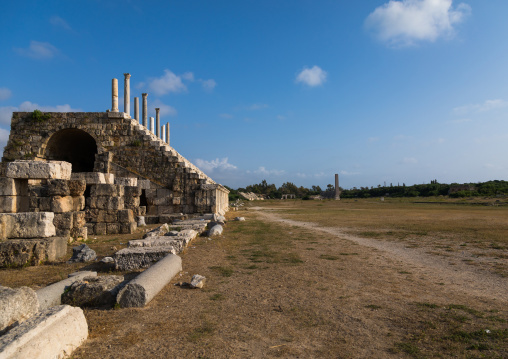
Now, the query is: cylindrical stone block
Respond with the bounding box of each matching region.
[134,97,139,122]
[116,254,182,308]
[124,73,131,116]
[111,79,118,112]
[155,108,160,138]
[166,123,170,145]
[142,93,148,127]
[150,117,155,134]
[161,125,165,142]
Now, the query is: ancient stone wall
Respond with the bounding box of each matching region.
[2,111,229,216]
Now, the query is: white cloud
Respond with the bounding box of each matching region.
[277,115,286,121]
[181,72,195,81]
[251,166,285,176]
[0,88,12,101]
[49,16,72,31]
[400,157,418,164]
[296,172,326,178]
[365,0,471,47]
[453,99,508,115]
[151,99,177,117]
[195,157,237,173]
[296,66,327,87]
[15,41,59,59]
[0,102,81,125]
[393,134,412,140]
[148,70,188,96]
[201,79,216,91]
[219,113,233,119]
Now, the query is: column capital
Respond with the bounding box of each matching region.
[142,93,148,97]
[155,108,160,112]
[124,73,131,79]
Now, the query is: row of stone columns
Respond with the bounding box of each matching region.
[110,74,170,145]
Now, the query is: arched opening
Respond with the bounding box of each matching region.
[45,129,97,172]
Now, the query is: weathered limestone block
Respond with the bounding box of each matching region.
[208,224,223,236]
[124,186,141,198]
[124,196,140,209]
[0,212,56,238]
[157,205,173,215]
[136,206,146,216]
[0,196,29,213]
[6,160,72,180]
[190,274,206,289]
[0,237,67,267]
[0,286,39,332]
[96,210,117,223]
[114,177,138,187]
[90,184,124,197]
[62,275,125,307]
[154,197,171,206]
[71,172,107,184]
[0,305,88,359]
[117,209,134,223]
[144,223,170,238]
[120,222,136,234]
[106,223,120,234]
[72,211,86,228]
[68,179,86,196]
[70,227,87,241]
[89,196,124,210]
[46,179,70,196]
[116,254,182,307]
[128,237,184,253]
[53,212,73,231]
[68,244,96,263]
[73,196,85,211]
[113,247,177,271]
[36,271,97,310]
[94,223,107,235]
[0,178,28,196]
[51,196,74,213]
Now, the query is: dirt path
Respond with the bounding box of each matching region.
[253,208,508,303]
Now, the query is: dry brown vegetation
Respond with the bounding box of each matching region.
[0,198,506,358]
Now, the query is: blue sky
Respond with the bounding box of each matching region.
[1,0,507,189]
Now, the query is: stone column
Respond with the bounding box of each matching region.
[166,123,170,145]
[161,125,165,142]
[123,73,131,116]
[150,117,155,134]
[155,108,160,138]
[111,79,119,112]
[335,174,340,200]
[134,97,139,122]
[142,93,148,127]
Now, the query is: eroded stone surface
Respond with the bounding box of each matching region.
[0,286,39,332]
[0,212,56,239]
[114,247,177,271]
[68,244,97,263]
[62,275,125,307]
[6,160,72,180]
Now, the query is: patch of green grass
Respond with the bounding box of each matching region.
[339,252,358,256]
[399,270,411,274]
[188,321,215,342]
[416,302,439,309]
[209,266,234,277]
[209,293,224,301]
[393,342,420,356]
[365,304,382,310]
[448,304,483,317]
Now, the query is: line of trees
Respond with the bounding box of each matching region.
[226,179,508,201]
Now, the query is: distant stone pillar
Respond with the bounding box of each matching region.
[335,174,340,200]
[166,123,170,145]
[150,117,155,134]
[142,93,148,127]
[134,97,139,122]
[155,108,160,138]
[111,79,119,112]
[161,125,165,142]
[123,73,131,116]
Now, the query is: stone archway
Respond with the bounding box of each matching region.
[44,129,98,172]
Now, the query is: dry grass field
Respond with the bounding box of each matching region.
[0,198,506,358]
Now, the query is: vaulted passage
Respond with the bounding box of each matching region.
[45,129,97,172]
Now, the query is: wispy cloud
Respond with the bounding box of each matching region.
[247,103,268,111]
[0,101,81,125]
[0,128,10,151]
[148,70,188,96]
[200,79,216,91]
[453,99,508,115]
[219,113,233,119]
[150,99,177,117]
[49,15,72,31]
[340,170,361,176]
[248,167,285,176]
[0,88,12,101]
[365,0,471,47]
[15,41,60,59]
[195,157,237,174]
[296,66,327,87]
[296,172,326,178]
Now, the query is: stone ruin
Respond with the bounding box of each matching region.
[0,74,231,357]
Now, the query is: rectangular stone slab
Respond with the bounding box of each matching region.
[0,178,28,196]
[0,212,56,239]
[6,160,72,180]
[114,247,177,271]
[0,286,39,332]
[0,305,88,359]
[0,237,67,267]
